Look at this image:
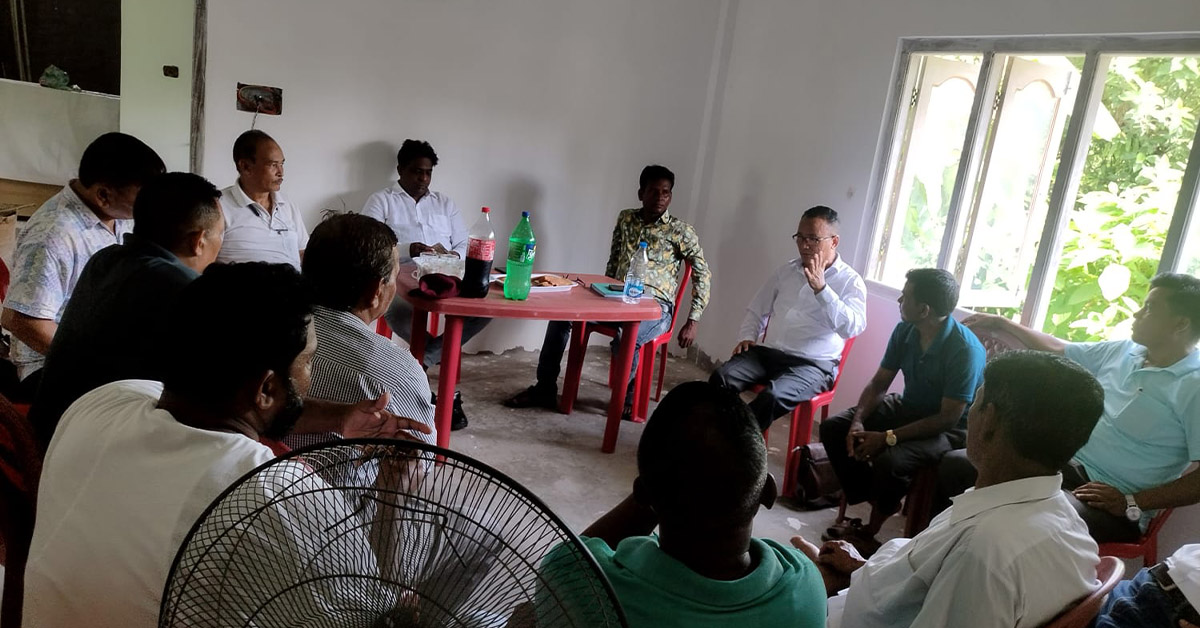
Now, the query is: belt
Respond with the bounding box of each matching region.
[1150,563,1199,623]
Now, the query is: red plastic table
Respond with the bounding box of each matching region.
[398,268,662,453]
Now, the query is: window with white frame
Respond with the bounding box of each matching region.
[865,35,1200,342]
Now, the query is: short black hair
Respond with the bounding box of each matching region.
[802,205,839,226]
[232,130,276,165]
[132,172,222,252]
[78,132,165,188]
[162,263,313,412]
[1150,273,1200,339]
[637,381,766,527]
[396,139,439,168]
[905,268,960,317]
[638,165,675,191]
[979,350,1104,469]
[303,214,399,311]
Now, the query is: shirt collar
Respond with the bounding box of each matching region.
[949,473,1064,525]
[62,184,113,231]
[231,180,281,213]
[390,182,431,203]
[1129,344,1200,376]
[314,304,371,331]
[904,317,955,356]
[632,208,672,227]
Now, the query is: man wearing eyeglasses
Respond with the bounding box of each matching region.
[216,130,308,270]
[710,206,866,431]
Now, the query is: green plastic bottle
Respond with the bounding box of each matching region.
[504,211,536,300]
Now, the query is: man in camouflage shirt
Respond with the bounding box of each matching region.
[505,165,711,419]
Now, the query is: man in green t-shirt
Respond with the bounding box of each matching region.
[537,381,826,627]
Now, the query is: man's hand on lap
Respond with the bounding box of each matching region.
[1072,482,1126,517]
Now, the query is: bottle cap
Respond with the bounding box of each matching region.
[481,207,491,213]
[639,241,648,248]
[522,211,530,217]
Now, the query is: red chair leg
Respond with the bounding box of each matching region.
[430,315,440,337]
[655,344,668,401]
[634,344,655,422]
[782,402,817,497]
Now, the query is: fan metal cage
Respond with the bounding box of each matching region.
[159,438,627,628]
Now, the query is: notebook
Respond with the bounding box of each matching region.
[590,282,627,298]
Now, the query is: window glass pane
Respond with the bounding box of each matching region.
[1178,196,1200,276]
[1042,55,1200,341]
[871,54,982,287]
[958,56,1082,319]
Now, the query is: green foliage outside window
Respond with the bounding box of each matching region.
[1047,56,1199,341]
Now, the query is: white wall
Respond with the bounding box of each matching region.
[120,0,195,172]
[0,79,119,184]
[201,0,725,353]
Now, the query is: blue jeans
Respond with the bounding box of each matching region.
[534,300,674,401]
[1096,567,1194,628]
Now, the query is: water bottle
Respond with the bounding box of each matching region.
[504,211,537,300]
[623,242,649,304]
[461,207,495,298]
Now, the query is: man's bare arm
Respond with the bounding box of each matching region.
[893,398,968,443]
[962,312,1066,354]
[0,308,57,355]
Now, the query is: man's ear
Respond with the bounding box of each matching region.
[185,229,206,257]
[830,234,840,250]
[367,276,388,311]
[760,473,778,510]
[254,369,282,412]
[636,187,645,203]
[93,183,115,208]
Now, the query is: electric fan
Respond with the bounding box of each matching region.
[159,439,627,627]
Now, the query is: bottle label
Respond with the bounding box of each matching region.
[508,243,536,264]
[624,279,644,299]
[468,237,495,261]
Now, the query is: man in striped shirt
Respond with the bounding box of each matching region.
[285,213,437,450]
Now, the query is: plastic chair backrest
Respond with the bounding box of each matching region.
[830,336,857,391]
[0,395,41,627]
[1039,556,1125,628]
[665,261,693,335]
[969,324,1028,359]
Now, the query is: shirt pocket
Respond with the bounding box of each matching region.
[1112,391,1174,443]
[423,213,452,237]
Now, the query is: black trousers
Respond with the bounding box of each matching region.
[709,345,836,430]
[935,448,1141,542]
[819,394,963,515]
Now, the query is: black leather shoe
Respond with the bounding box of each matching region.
[451,391,468,431]
[503,385,558,410]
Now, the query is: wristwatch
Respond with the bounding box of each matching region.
[885,429,898,447]
[1124,494,1142,522]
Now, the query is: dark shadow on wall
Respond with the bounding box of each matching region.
[312,140,397,219]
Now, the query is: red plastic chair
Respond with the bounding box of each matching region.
[375,316,440,340]
[1098,508,1174,567]
[572,262,693,423]
[1039,556,1125,628]
[0,397,40,628]
[763,337,857,497]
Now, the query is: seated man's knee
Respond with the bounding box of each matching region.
[708,368,729,388]
[819,413,848,442]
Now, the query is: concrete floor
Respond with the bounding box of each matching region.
[436,347,904,546]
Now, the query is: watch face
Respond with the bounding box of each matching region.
[1125,506,1142,522]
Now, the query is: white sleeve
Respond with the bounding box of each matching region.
[737,270,777,342]
[446,198,468,258]
[811,273,868,338]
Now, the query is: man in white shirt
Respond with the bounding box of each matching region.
[710,206,867,429]
[792,350,1104,628]
[22,263,430,627]
[362,139,488,429]
[0,132,164,398]
[216,130,309,269]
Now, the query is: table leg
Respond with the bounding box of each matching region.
[434,315,464,451]
[409,307,429,365]
[602,321,638,453]
[560,321,587,414]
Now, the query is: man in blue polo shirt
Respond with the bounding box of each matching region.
[819,268,985,553]
[951,272,1200,543]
